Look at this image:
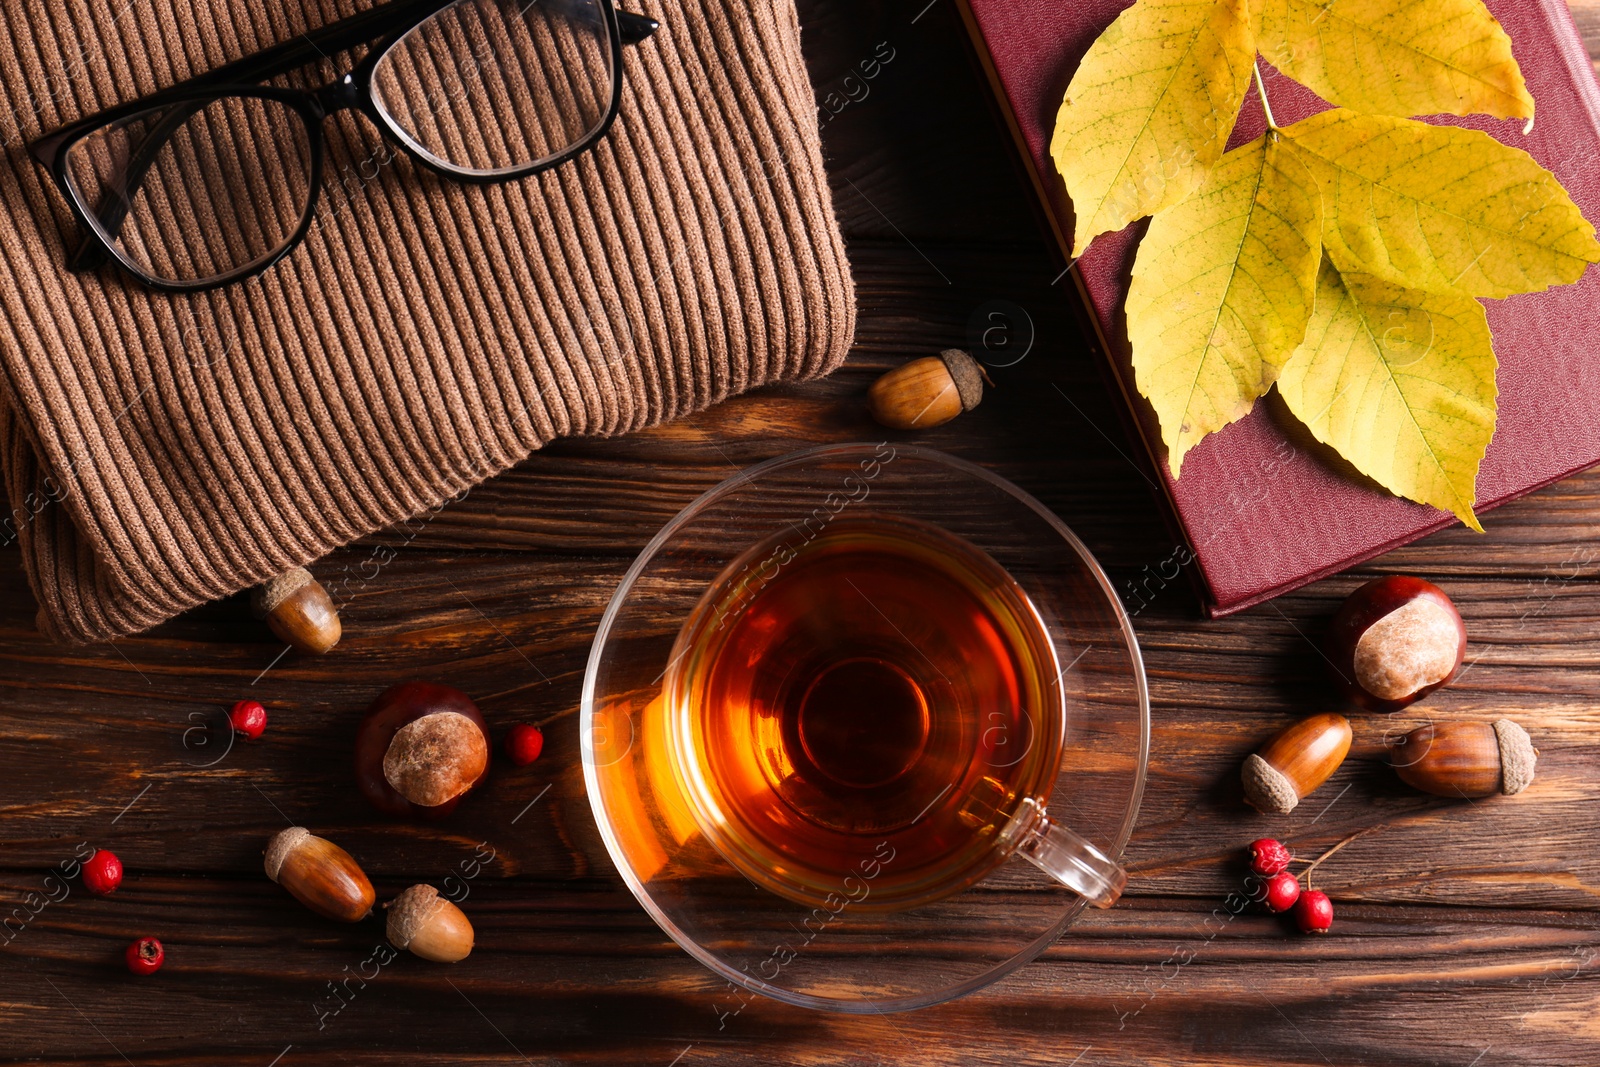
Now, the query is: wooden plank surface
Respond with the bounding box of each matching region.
[4,2,1600,1064]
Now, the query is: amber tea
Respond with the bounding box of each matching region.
[664,514,1066,911]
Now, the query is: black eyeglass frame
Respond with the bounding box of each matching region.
[29,0,660,293]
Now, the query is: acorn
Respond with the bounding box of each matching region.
[1241,713,1353,814]
[264,827,375,923]
[867,349,988,430]
[386,884,474,962]
[1389,719,1536,798]
[252,567,342,655]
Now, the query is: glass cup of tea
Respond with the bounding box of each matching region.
[583,444,1148,1013]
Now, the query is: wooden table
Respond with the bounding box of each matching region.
[5,3,1600,1064]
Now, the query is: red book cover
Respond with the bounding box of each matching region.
[956,0,1600,615]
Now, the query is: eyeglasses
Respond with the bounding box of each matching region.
[29,0,659,293]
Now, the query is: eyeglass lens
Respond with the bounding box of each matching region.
[371,0,616,177]
[63,95,314,285]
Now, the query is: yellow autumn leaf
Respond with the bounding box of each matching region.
[1129,134,1323,475]
[1051,0,1258,254]
[1258,0,1533,121]
[1277,258,1497,529]
[1285,108,1600,298]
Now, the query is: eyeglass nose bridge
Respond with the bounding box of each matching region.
[315,72,363,117]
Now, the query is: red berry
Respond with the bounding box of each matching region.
[1262,870,1301,913]
[125,937,164,975]
[505,723,544,766]
[1295,890,1334,933]
[229,700,268,741]
[1248,838,1292,877]
[81,849,122,896]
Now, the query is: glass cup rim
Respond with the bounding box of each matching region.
[581,442,1151,1013]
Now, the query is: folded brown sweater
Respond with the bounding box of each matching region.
[0,0,855,643]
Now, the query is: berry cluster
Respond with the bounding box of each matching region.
[1244,834,1366,935]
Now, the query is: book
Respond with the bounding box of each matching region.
[954,0,1600,615]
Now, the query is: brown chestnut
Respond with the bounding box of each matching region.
[1325,576,1466,711]
[355,682,490,819]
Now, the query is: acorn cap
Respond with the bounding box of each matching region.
[1241,753,1299,814]
[937,349,985,412]
[263,826,310,882]
[386,884,446,949]
[252,567,314,618]
[1494,718,1537,795]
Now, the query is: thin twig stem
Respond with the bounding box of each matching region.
[1300,824,1386,890]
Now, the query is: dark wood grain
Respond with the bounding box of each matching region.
[4,2,1600,1065]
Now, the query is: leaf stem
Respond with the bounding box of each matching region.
[1252,60,1278,132]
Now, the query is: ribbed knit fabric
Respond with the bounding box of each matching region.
[0,0,855,643]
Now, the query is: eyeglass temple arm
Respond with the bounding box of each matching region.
[69,2,658,272]
[616,10,659,44]
[197,0,459,89]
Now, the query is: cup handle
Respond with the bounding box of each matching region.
[999,797,1127,909]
